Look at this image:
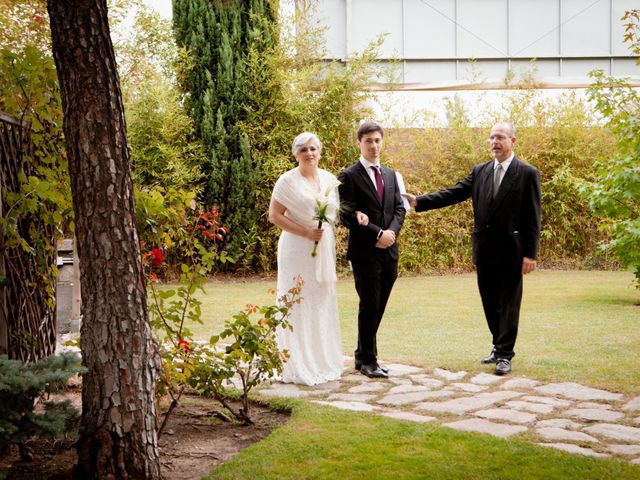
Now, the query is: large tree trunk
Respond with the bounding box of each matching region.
[46,1,161,478]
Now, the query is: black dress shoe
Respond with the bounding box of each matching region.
[481,350,498,364]
[355,360,389,374]
[495,358,512,375]
[377,363,389,374]
[360,363,388,379]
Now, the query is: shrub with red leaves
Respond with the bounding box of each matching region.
[150,247,164,266]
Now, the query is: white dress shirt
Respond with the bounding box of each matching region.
[359,156,384,190]
[493,153,514,188]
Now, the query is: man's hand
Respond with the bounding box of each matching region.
[401,193,417,208]
[376,230,396,248]
[522,257,536,275]
[356,211,369,226]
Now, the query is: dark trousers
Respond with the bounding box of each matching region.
[476,259,523,360]
[351,253,398,365]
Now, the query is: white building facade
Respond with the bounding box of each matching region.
[302,0,639,88]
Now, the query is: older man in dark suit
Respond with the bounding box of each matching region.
[339,121,406,379]
[404,122,541,375]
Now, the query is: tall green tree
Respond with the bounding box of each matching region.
[173,0,278,266]
[584,9,640,288]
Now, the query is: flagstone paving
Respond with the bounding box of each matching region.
[258,357,640,464]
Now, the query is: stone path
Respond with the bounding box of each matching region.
[258,357,640,464]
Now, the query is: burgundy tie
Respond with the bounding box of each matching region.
[372,165,384,204]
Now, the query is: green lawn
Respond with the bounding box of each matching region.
[191,270,639,395]
[205,401,640,480]
[186,270,640,480]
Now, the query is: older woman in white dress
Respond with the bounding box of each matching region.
[269,132,367,385]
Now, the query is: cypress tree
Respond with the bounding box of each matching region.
[173,0,278,267]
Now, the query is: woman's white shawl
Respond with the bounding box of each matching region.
[272,167,339,287]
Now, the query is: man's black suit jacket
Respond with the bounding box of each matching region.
[338,161,406,262]
[415,157,541,266]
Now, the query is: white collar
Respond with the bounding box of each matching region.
[360,156,381,170]
[494,153,514,169]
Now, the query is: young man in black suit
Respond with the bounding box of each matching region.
[404,122,541,375]
[338,121,406,379]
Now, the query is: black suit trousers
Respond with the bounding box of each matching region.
[476,258,523,360]
[351,251,398,365]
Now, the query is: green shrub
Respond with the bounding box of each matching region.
[135,186,202,273]
[144,206,231,434]
[144,206,300,426]
[127,81,206,193]
[578,11,640,288]
[0,352,85,458]
[188,278,303,424]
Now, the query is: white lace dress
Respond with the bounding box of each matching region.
[271,167,343,385]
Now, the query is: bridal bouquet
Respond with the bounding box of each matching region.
[312,180,341,257]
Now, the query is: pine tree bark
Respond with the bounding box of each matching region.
[46,1,161,478]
